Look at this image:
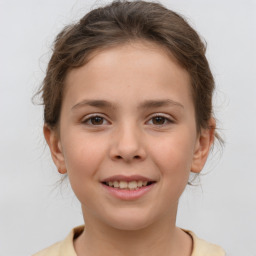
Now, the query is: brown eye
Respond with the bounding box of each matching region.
[83,115,108,125]
[147,115,173,126]
[152,116,167,125]
[90,116,104,125]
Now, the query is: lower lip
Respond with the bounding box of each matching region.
[102,183,156,200]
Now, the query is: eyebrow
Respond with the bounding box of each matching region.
[71,99,184,111]
[139,99,184,109]
[72,100,114,110]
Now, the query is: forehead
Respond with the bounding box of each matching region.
[65,40,189,82]
[63,41,192,109]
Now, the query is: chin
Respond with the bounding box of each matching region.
[104,210,155,231]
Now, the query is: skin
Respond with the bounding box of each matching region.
[44,41,215,256]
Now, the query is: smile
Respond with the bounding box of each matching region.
[103,180,155,190]
[101,175,157,200]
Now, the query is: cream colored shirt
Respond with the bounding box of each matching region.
[33,226,225,256]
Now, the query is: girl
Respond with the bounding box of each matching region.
[34,1,225,255]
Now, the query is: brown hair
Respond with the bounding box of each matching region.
[40,0,219,140]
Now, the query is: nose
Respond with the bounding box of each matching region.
[109,122,147,162]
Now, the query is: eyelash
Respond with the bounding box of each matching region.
[81,114,174,126]
[82,114,109,126]
[146,114,174,126]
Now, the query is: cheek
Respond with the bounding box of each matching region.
[150,130,196,177]
[61,134,108,204]
[61,133,106,181]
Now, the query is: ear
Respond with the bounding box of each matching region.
[43,125,67,174]
[191,118,216,173]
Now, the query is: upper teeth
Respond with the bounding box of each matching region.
[106,181,148,189]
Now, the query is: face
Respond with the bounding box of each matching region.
[45,41,214,231]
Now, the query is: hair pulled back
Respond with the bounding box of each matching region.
[41,0,217,139]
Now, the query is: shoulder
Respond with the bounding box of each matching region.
[184,230,226,256]
[32,226,84,256]
[32,242,61,256]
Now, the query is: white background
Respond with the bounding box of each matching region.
[0,0,255,255]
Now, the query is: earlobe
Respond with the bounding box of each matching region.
[43,125,67,174]
[191,118,216,173]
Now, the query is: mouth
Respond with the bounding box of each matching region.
[101,175,157,200]
[102,180,156,190]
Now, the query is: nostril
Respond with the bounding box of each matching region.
[115,155,140,160]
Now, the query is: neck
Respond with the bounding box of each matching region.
[74,206,192,256]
